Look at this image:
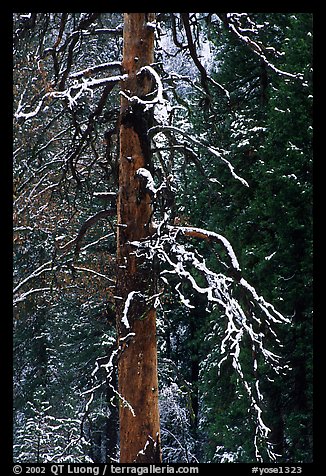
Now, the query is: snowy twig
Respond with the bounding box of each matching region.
[13,260,53,295]
[72,266,115,284]
[82,332,137,420]
[15,74,127,120]
[13,232,116,305]
[168,225,241,271]
[223,13,304,82]
[149,125,249,187]
[13,287,52,305]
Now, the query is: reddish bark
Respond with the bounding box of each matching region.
[116,13,161,463]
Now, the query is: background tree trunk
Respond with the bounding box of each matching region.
[116,13,161,463]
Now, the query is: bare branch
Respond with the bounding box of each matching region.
[181,13,230,101]
[70,61,121,79]
[59,209,116,255]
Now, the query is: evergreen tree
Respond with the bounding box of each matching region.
[178,13,312,462]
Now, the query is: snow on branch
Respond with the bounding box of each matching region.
[169,225,241,271]
[70,61,121,79]
[13,229,116,306]
[13,286,52,305]
[15,73,127,120]
[120,65,165,111]
[72,266,115,284]
[129,223,290,461]
[136,168,157,196]
[222,13,304,82]
[82,332,136,420]
[13,261,50,294]
[149,125,249,187]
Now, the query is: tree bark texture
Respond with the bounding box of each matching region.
[116,13,161,463]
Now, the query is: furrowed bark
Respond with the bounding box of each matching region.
[116,13,161,463]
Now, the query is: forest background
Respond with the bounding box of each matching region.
[12,12,313,464]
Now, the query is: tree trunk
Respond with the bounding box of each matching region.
[116,13,161,463]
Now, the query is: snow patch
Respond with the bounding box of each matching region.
[122,291,142,329]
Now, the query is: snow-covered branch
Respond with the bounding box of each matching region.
[13,287,52,305]
[83,332,137,420]
[149,125,249,187]
[15,73,127,121]
[221,13,304,82]
[70,61,121,79]
[129,223,290,461]
[120,65,165,111]
[168,225,241,271]
[13,230,116,305]
[13,260,53,295]
[72,266,115,284]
